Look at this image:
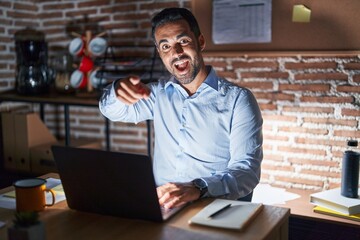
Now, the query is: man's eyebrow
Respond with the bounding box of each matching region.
[157,32,190,46]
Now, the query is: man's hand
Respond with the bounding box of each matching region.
[115,76,150,105]
[157,182,201,209]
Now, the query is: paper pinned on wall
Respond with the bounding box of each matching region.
[212,0,272,44]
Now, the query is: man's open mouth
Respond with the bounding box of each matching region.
[174,59,189,72]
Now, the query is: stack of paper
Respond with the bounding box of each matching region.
[310,187,360,222]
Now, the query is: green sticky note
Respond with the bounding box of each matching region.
[292,5,311,23]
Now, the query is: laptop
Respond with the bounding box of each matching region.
[51,145,186,222]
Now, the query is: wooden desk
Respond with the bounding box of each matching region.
[0,173,290,240]
[275,188,360,240]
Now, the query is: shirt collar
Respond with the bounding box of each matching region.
[164,66,218,91]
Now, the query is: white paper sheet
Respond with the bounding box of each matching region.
[252,183,300,205]
[212,0,272,44]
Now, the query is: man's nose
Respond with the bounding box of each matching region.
[174,43,184,54]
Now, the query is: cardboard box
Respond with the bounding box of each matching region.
[14,112,57,172]
[1,111,57,172]
[1,112,16,171]
[30,138,102,174]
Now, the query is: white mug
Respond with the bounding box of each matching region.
[88,37,107,56]
[70,70,87,89]
[69,37,84,56]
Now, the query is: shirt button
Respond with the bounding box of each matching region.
[180,147,184,152]
[182,123,186,128]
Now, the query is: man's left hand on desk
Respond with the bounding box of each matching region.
[157,182,200,209]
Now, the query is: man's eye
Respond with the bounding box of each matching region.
[180,39,190,45]
[161,45,170,51]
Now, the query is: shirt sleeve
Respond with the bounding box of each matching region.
[202,89,263,200]
[98,81,155,123]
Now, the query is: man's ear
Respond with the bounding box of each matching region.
[198,34,206,51]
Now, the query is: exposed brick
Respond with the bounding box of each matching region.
[263,115,297,122]
[217,71,236,79]
[114,13,150,21]
[102,4,137,13]
[295,73,348,81]
[38,12,65,20]
[238,81,273,90]
[259,103,277,111]
[113,138,147,145]
[7,11,37,19]
[341,108,360,117]
[295,137,345,147]
[14,2,38,11]
[263,134,289,142]
[284,62,337,70]
[263,154,284,162]
[111,129,140,136]
[13,20,39,28]
[334,130,360,138]
[299,169,340,179]
[254,92,295,102]
[140,2,180,10]
[65,9,97,18]
[288,157,339,168]
[354,74,360,83]
[42,19,68,27]
[275,176,324,187]
[78,0,111,8]
[278,126,328,135]
[70,126,101,134]
[279,83,330,92]
[241,71,289,79]
[232,61,278,69]
[344,62,360,70]
[261,163,294,172]
[303,117,358,127]
[205,61,227,69]
[104,22,138,30]
[282,106,333,114]
[337,85,360,93]
[300,96,354,104]
[43,3,75,10]
[278,146,326,156]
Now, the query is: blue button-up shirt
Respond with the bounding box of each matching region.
[99,66,263,199]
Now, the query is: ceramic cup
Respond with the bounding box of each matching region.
[69,37,85,56]
[78,56,94,73]
[89,70,108,88]
[14,178,55,212]
[70,70,87,89]
[88,37,107,56]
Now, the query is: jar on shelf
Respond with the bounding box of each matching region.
[50,52,75,94]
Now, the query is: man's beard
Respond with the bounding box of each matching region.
[168,55,201,85]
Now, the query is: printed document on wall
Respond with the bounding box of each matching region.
[212,0,272,44]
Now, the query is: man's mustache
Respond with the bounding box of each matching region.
[171,55,191,65]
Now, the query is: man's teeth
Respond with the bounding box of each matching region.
[175,60,187,66]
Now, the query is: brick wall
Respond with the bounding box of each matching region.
[0,0,359,191]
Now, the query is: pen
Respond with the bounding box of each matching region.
[207,203,232,219]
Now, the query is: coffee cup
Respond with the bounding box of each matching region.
[69,37,85,56]
[78,56,94,73]
[90,70,108,88]
[14,178,55,212]
[88,37,107,56]
[70,70,87,89]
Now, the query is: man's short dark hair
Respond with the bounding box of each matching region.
[151,8,201,43]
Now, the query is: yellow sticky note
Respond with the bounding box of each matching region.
[292,4,311,23]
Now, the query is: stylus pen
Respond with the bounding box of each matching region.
[207,203,232,219]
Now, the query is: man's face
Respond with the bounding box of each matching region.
[154,20,205,85]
